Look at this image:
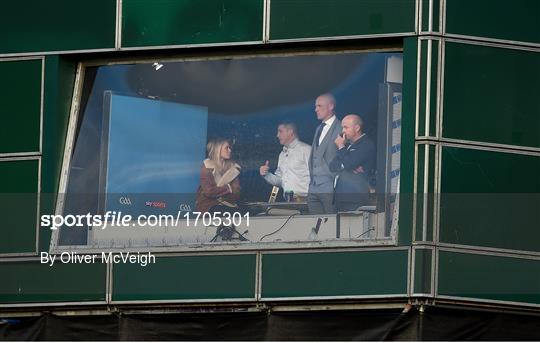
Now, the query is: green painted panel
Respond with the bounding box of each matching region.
[0,59,41,154]
[432,0,440,32]
[414,144,425,241]
[421,0,429,32]
[0,159,39,253]
[414,145,436,242]
[428,40,438,136]
[417,40,428,137]
[398,37,417,246]
[438,251,540,304]
[0,260,106,303]
[39,56,77,251]
[422,0,440,32]
[0,0,115,54]
[446,0,540,44]
[439,147,540,252]
[261,250,408,298]
[113,254,256,301]
[270,0,415,40]
[417,40,439,138]
[443,43,540,148]
[425,145,435,241]
[413,248,432,294]
[122,0,263,47]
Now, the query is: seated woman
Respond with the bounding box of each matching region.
[195,138,241,214]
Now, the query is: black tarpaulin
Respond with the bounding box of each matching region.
[1,307,540,341]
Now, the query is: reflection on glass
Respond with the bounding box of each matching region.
[56,51,403,250]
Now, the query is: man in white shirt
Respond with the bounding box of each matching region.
[308,93,342,214]
[260,122,311,202]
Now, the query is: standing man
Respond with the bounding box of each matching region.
[308,93,342,214]
[330,114,376,211]
[260,122,311,201]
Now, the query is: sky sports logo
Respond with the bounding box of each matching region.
[145,201,166,208]
[117,197,167,208]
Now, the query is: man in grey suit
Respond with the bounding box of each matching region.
[308,93,342,214]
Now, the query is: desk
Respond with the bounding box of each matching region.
[246,201,308,215]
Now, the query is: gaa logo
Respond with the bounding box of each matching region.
[119,196,132,205]
[179,204,191,211]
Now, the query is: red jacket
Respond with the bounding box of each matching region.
[195,164,241,213]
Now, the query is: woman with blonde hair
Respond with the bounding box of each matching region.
[195,138,241,213]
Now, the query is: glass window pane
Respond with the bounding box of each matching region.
[53,50,403,251]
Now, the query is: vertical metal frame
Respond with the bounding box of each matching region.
[414,39,422,139]
[432,245,438,297]
[255,251,262,300]
[39,57,45,156]
[435,39,445,248]
[49,63,86,252]
[35,156,42,255]
[107,260,113,303]
[263,0,271,43]
[412,37,422,243]
[412,143,419,242]
[433,143,441,245]
[406,246,412,296]
[440,0,447,35]
[433,0,444,285]
[415,0,421,34]
[437,0,443,34]
[421,143,429,241]
[424,39,432,137]
[428,0,433,33]
[410,245,435,297]
[416,37,439,140]
[115,0,123,50]
[408,246,415,296]
[413,142,439,244]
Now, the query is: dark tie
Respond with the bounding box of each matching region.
[315,123,326,147]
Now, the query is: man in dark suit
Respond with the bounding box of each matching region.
[330,114,375,212]
[308,93,342,214]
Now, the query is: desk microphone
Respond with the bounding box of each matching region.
[308,217,327,240]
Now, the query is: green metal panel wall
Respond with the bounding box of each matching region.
[397,37,418,246]
[438,250,540,304]
[417,39,439,138]
[0,159,39,254]
[445,0,540,44]
[0,0,538,311]
[0,260,106,303]
[439,146,540,252]
[122,0,263,48]
[112,254,257,301]
[269,0,415,40]
[443,42,540,148]
[0,0,116,54]
[421,0,440,33]
[414,144,436,243]
[0,59,42,154]
[413,248,432,295]
[261,250,408,298]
